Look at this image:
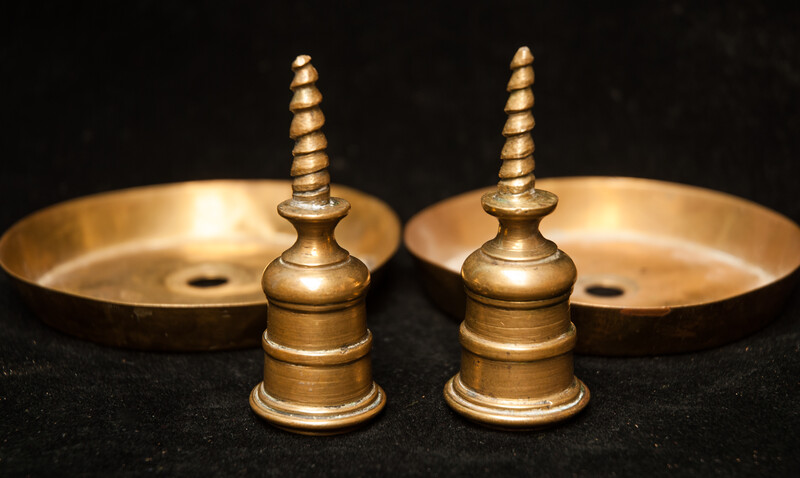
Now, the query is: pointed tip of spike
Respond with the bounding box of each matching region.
[290,55,319,89]
[510,46,534,69]
[292,55,312,70]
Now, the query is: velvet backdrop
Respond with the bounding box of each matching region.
[2,2,798,476]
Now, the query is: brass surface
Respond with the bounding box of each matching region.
[0,179,400,351]
[443,47,589,429]
[249,55,385,435]
[406,176,800,355]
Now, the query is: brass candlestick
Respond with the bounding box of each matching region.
[249,55,386,435]
[443,47,590,429]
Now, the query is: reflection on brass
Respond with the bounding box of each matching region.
[406,175,800,355]
[443,47,589,429]
[0,180,399,351]
[249,55,385,435]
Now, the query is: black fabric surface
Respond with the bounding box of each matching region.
[2,2,799,476]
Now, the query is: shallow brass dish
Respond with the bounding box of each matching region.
[0,180,400,351]
[405,176,800,355]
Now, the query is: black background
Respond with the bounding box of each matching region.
[1,1,798,476]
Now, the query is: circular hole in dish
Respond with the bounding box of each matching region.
[585,284,624,297]
[187,277,229,288]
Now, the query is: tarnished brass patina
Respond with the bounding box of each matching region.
[0,180,398,351]
[249,55,385,435]
[443,47,589,429]
[406,176,800,356]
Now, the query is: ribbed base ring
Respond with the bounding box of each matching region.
[443,373,589,430]
[249,382,386,436]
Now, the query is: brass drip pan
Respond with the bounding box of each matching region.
[0,180,400,351]
[405,176,800,355]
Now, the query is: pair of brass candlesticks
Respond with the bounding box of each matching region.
[2,39,798,434]
[250,47,588,434]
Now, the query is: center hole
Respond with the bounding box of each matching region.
[585,284,624,297]
[187,276,229,288]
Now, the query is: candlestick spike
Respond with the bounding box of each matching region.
[288,55,331,205]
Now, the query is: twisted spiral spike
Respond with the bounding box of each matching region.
[498,46,536,195]
[289,55,331,205]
